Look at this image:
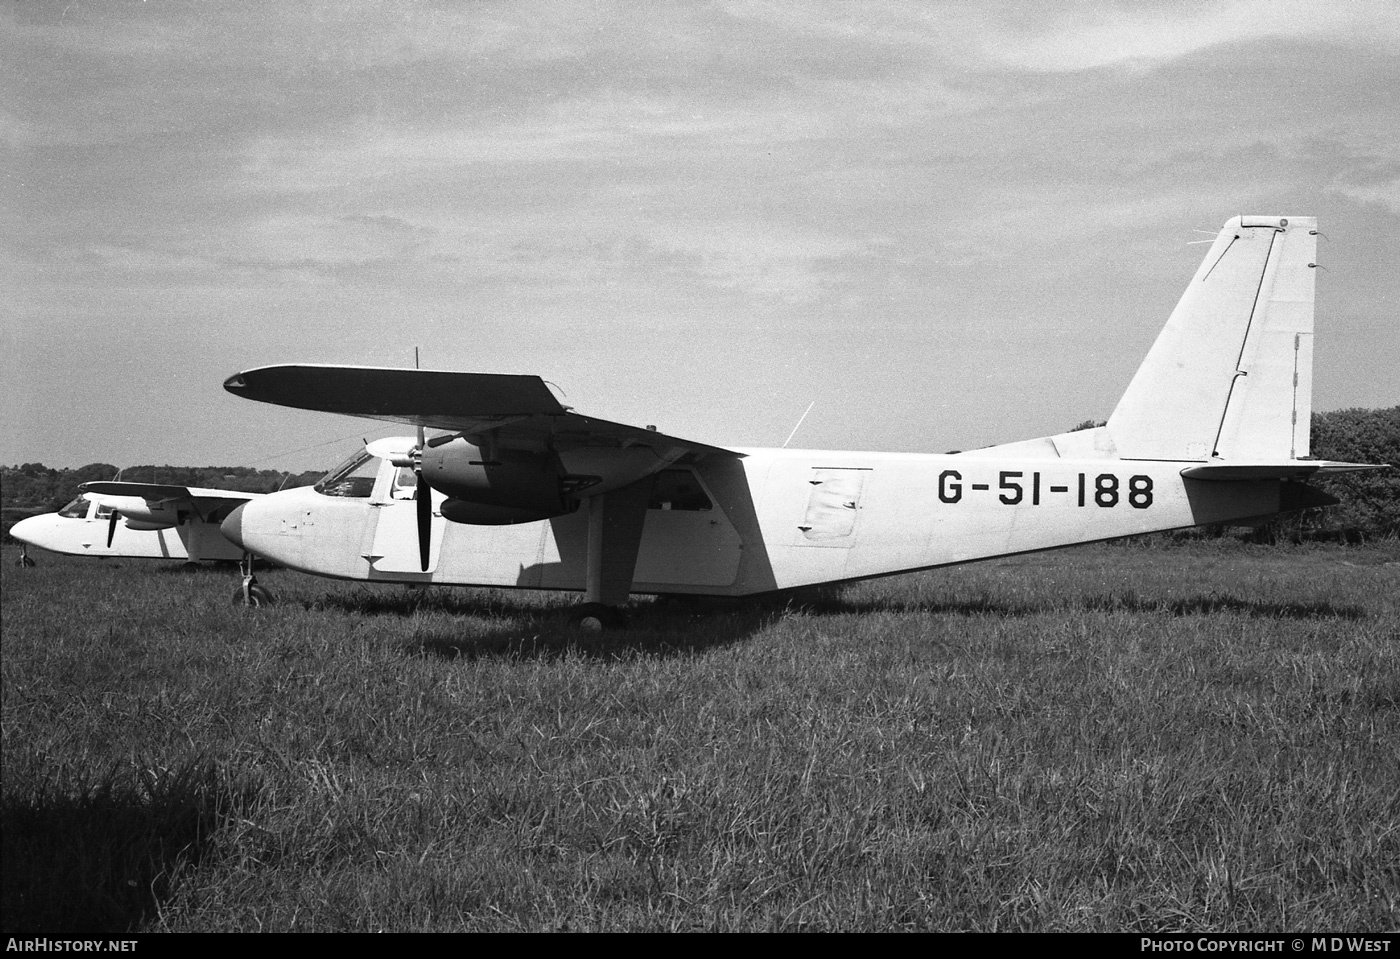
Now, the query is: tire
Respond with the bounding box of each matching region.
[17,555,37,568]
[569,602,624,632]
[231,583,276,607]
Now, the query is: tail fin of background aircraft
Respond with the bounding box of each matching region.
[1106,215,1316,463]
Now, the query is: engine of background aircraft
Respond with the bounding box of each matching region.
[104,497,180,530]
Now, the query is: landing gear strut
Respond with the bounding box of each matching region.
[568,482,650,631]
[231,552,275,607]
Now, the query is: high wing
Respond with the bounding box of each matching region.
[223,364,740,463]
[79,481,264,521]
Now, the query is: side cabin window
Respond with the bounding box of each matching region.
[648,469,712,511]
[314,450,379,498]
[58,496,91,519]
[94,504,115,520]
[390,466,418,501]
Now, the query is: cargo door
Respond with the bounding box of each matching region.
[794,468,869,548]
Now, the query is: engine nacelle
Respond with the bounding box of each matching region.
[122,519,178,531]
[421,437,586,523]
[439,498,576,526]
[101,497,180,530]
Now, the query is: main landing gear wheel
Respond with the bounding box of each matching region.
[569,603,625,632]
[231,583,275,607]
[16,551,36,568]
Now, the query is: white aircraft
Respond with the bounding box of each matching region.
[219,216,1383,627]
[10,482,262,570]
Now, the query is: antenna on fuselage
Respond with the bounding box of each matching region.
[783,401,816,449]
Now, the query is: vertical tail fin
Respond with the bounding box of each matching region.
[1106,215,1316,462]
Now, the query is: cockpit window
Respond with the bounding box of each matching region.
[314,449,379,498]
[58,496,90,519]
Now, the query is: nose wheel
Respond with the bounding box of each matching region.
[231,552,275,607]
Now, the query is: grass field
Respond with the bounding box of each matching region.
[2,539,1397,932]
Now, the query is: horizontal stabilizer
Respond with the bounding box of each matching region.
[1280,483,1341,511]
[1181,461,1388,481]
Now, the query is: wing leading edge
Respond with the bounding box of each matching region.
[223,364,740,462]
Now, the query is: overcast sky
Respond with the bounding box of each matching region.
[3,0,1397,472]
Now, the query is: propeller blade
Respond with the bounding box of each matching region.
[107,509,119,548]
[414,424,430,572]
[416,481,432,571]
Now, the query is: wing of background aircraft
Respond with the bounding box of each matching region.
[79,481,265,550]
[80,481,264,513]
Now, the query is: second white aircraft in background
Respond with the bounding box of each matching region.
[11,482,262,568]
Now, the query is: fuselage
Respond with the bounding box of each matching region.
[222,444,1286,596]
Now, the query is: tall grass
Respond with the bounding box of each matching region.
[2,542,1396,931]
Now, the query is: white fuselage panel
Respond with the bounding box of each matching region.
[230,448,1280,596]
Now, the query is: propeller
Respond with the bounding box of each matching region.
[412,347,429,571]
[106,508,119,548]
[414,424,431,572]
[374,430,434,572]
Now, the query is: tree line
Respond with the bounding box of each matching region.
[1286,406,1399,542]
[1,463,323,539]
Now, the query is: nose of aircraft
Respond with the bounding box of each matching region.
[9,515,43,547]
[221,503,246,549]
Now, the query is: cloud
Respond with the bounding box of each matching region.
[5,1,1397,467]
[974,0,1400,73]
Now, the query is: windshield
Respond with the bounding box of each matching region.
[58,496,90,519]
[314,449,379,498]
